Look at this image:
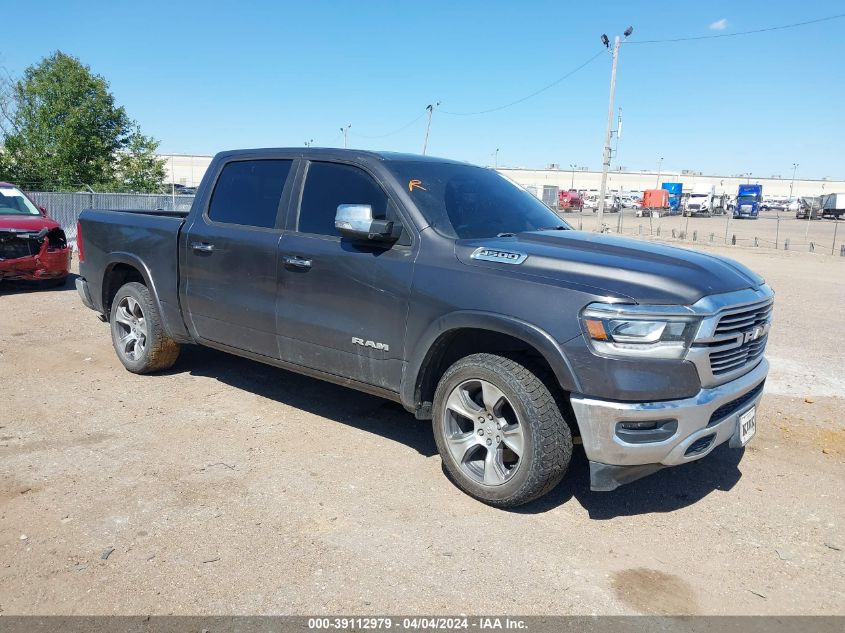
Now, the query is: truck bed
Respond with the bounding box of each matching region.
[77,208,187,339]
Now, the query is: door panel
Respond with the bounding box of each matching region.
[276,234,413,389]
[275,160,415,390]
[182,158,294,358]
[184,222,282,356]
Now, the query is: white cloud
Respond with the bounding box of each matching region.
[709,18,728,30]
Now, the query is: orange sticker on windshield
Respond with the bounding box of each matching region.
[408,179,426,192]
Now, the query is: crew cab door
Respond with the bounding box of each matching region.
[181,158,296,357]
[276,160,415,391]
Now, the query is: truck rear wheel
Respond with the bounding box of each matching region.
[109,282,180,374]
[432,353,572,507]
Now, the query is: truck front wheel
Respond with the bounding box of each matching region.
[432,353,572,507]
[109,282,180,374]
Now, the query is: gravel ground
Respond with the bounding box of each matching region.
[0,243,843,615]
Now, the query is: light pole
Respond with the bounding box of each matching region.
[596,26,633,232]
[494,148,500,168]
[340,125,351,149]
[422,102,440,155]
[656,156,663,187]
[304,139,314,147]
[569,163,578,189]
[789,162,798,200]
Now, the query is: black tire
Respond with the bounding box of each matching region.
[109,281,180,374]
[432,353,572,508]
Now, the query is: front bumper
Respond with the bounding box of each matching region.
[571,358,768,491]
[0,246,71,281]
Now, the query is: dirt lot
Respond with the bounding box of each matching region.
[1,243,843,615]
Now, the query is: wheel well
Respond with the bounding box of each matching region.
[103,264,145,316]
[415,328,575,428]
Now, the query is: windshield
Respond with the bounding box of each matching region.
[386,161,569,239]
[0,186,41,215]
[737,195,758,204]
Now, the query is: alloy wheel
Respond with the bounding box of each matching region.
[442,379,525,486]
[113,296,148,362]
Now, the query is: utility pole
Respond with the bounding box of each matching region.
[613,107,622,161]
[422,102,440,155]
[170,155,176,210]
[596,26,633,232]
[656,156,663,187]
[789,162,798,199]
[340,125,351,149]
[494,148,499,168]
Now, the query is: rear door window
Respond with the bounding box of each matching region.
[208,159,293,228]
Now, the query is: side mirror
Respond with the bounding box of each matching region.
[39,206,48,217]
[335,204,396,242]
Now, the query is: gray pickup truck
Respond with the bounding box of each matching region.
[76,148,773,507]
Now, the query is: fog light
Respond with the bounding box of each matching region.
[615,419,678,444]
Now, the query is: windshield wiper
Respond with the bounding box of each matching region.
[537,225,568,231]
[496,232,517,237]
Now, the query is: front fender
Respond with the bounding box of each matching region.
[401,310,583,411]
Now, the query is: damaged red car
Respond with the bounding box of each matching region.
[0,182,71,286]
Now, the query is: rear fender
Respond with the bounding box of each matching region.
[102,252,190,341]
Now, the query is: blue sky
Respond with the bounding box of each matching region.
[2,1,843,178]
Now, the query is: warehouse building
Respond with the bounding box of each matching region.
[496,166,844,199]
[160,153,844,199]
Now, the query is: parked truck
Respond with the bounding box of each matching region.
[821,193,845,219]
[684,184,725,217]
[75,148,773,507]
[734,184,763,219]
[638,188,669,217]
[558,189,583,211]
[661,182,683,215]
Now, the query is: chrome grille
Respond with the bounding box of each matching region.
[707,300,773,377]
[709,334,768,375]
[714,302,773,336]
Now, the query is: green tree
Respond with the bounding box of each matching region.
[0,51,164,192]
[113,126,167,192]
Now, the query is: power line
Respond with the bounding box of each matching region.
[628,13,845,44]
[351,110,427,139]
[439,50,605,116]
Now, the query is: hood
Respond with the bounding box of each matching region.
[0,214,60,231]
[455,230,765,305]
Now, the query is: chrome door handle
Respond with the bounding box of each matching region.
[283,255,312,269]
[190,242,214,253]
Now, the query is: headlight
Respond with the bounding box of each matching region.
[581,304,699,359]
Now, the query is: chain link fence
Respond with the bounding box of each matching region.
[25,191,196,245]
[560,209,845,256]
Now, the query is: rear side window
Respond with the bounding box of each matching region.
[208,159,292,228]
[298,162,388,236]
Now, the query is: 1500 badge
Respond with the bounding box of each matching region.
[470,247,528,265]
